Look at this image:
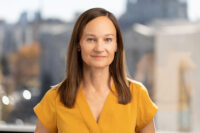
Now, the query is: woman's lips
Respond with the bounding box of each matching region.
[91,55,106,59]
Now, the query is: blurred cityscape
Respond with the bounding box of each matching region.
[0,0,200,132]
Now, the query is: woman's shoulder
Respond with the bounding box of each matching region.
[43,83,60,100]
[127,78,148,95]
[127,78,155,108]
[50,83,61,92]
[127,78,144,89]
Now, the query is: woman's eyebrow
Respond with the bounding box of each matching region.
[84,33,115,37]
[105,34,114,36]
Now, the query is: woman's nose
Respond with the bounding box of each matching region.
[94,40,104,52]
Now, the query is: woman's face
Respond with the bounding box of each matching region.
[79,16,117,69]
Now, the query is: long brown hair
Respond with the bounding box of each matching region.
[58,8,132,108]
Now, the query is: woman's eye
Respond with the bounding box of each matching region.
[87,38,95,42]
[105,38,112,42]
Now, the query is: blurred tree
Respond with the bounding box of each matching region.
[11,42,41,89]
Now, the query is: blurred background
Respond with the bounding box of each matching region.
[0,0,200,132]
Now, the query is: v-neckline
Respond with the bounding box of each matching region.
[76,83,115,132]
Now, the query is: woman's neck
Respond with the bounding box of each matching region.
[81,66,112,92]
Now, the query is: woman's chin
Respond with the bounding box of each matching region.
[86,63,110,69]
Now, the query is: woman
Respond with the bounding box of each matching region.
[34,8,158,133]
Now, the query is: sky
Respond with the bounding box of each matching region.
[0,0,200,23]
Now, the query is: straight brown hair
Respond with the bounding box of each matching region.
[58,8,132,108]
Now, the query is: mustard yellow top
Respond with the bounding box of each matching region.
[34,80,158,133]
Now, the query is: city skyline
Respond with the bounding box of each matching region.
[0,0,200,23]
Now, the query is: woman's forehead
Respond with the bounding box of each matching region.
[82,16,116,36]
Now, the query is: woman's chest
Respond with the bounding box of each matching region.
[84,90,110,123]
[56,96,137,133]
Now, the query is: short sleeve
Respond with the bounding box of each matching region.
[135,83,158,132]
[33,88,57,133]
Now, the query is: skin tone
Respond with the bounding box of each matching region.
[34,16,156,133]
[79,16,117,123]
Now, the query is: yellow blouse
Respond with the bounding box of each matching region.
[34,80,158,133]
